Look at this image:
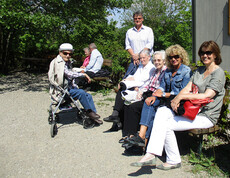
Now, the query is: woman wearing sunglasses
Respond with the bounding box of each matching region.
[130,40,226,170]
[123,44,192,150]
[48,43,103,124]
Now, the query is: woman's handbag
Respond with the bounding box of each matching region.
[159,96,213,120]
[181,98,214,120]
[142,90,153,100]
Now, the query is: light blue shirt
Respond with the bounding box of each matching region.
[125,25,154,56]
[158,64,192,95]
[84,49,103,73]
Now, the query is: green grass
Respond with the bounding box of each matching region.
[103,97,115,102]
[188,149,227,176]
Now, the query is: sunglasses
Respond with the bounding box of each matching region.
[63,52,73,56]
[169,55,180,60]
[200,51,212,56]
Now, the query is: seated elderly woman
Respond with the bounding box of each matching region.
[123,44,192,148]
[103,49,155,130]
[48,43,103,124]
[130,40,226,170]
[120,50,167,141]
[80,47,91,69]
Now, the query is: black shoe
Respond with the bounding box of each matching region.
[103,122,122,133]
[119,136,132,144]
[87,111,100,120]
[119,137,127,143]
[103,115,120,123]
[126,135,145,147]
[122,143,133,149]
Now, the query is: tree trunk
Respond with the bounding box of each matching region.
[1,31,12,74]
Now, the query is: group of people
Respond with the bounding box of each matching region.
[48,10,226,171]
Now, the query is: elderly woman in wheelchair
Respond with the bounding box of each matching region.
[48,43,102,137]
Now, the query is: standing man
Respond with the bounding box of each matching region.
[124,11,154,78]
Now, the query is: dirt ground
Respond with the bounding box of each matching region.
[0,71,213,177]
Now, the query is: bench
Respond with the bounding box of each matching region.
[91,59,113,88]
[22,57,51,71]
[187,91,229,154]
[188,125,220,154]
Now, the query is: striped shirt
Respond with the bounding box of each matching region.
[145,65,167,92]
[64,61,84,88]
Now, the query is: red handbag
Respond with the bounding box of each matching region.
[182,98,213,120]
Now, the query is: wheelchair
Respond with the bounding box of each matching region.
[48,83,96,138]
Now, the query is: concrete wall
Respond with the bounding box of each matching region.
[192,0,230,72]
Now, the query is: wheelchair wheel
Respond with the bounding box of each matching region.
[48,115,52,124]
[50,121,58,137]
[83,117,95,129]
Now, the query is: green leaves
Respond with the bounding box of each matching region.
[188,150,223,176]
[0,0,133,73]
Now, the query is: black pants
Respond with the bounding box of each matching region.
[113,90,125,112]
[122,100,144,137]
[75,71,95,87]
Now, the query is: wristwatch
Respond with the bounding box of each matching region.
[162,92,166,97]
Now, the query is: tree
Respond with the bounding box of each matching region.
[0,0,132,73]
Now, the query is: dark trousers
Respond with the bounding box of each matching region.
[123,62,138,79]
[75,71,95,87]
[122,100,144,137]
[113,90,125,112]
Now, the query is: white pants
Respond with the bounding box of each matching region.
[146,106,214,164]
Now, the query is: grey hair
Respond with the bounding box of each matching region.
[89,43,97,49]
[83,47,90,53]
[139,49,150,57]
[133,11,143,18]
[154,50,166,60]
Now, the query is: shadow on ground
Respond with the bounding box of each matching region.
[0,70,49,94]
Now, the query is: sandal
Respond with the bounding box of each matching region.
[126,134,145,147]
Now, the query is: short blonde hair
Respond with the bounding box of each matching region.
[165,44,189,69]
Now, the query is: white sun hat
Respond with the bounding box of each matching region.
[59,43,74,52]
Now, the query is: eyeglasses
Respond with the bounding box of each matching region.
[169,55,180,60]
[200,51,212,56]
[63,52,73,56]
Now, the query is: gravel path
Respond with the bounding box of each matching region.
[0,72,199,177]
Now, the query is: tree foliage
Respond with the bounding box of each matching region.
[0,0,132,73]
[0,0,192,80]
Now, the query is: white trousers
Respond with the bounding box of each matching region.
[146,106,214,164]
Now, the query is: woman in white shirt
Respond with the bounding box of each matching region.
[103,49,155,131]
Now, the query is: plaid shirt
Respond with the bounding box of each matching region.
[64,61,84,88]
[145,65,167,92]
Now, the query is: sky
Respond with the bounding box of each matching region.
[106,8,125,28]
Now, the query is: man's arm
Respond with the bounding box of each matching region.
[144,28,154,51]
[127,48,139,63]
[125,29,139,63]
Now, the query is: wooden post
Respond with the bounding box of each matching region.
[229,0,230,35]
